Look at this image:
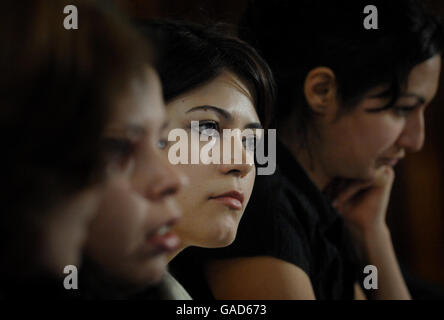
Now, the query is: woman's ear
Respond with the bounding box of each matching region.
[304,67,338,116]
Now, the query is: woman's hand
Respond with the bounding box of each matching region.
[331,166,395,236]
[330,166,411,299]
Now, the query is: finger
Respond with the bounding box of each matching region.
[332,180,371,208]
[373,165,395,189]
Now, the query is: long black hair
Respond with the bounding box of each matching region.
[135,19,276,129]
[240,0,444,143]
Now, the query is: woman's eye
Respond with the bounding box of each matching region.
[157,138,168,150]
[102,137,134,156]
[242,135,257,152]
[197,121,220,136]
[393,106,415,117]
[101,137,135,169]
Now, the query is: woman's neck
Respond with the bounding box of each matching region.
[279,121,332,191]
[80,257,144,299]
[167,244,187,263]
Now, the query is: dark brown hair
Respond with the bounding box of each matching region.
[0,0,150,277]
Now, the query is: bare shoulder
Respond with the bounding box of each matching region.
[205,256,316,300]
[354,282,367,300]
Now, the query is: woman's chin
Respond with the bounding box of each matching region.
[132,255,169,286]
[345,164,380,182]
[206,221,238,248]
[177,212,241,249]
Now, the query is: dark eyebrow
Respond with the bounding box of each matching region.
[125,124,146,137]
[186,105,232,121]
[401,93,426,105]
[369,89,426,105]
[105,124,146,138]
[161,120,170,131]
[245,123,263,130]
[368,88,392,99]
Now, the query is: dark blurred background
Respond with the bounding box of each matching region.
[116,0,444,289]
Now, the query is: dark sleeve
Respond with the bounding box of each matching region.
[194,173,312,275]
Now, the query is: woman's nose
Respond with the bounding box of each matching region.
[137,149,187,201]
[397,111,425,153]
[218,131,254,177]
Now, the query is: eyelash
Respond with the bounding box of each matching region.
[393,106,416,117]
[101,137,135,168]
[196,120,221,136]
[157,139,168,150]
[192,120,258,151]
[157,121,221,151]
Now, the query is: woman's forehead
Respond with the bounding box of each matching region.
[166,72,259,122]
[404,55,441,104]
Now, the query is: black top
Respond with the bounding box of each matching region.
[170,141,360,300]
[0,273,79,299]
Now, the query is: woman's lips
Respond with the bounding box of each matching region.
[146,231,180,252]
[210,191,244,210]
[145,219,180,253]
[381,157,402,167]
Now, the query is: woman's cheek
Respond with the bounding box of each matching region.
[101,192,141,247]
[174,165,204,212]
[244,168,256,204]
[375,117,406,152]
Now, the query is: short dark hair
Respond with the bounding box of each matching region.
[0,0,150,274]
[135,19,276,128]
[240,0,444,142]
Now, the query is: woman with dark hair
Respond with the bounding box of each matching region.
[169,0,444,299]
[53,18,274,300]
[109,19,275,298]
[0,0,182,298]
[79,66,185,299]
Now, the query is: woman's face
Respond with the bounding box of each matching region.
[163,71,260,249]
[85,68,184,287]
[317,55,441,182]
[39,185,103,276]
